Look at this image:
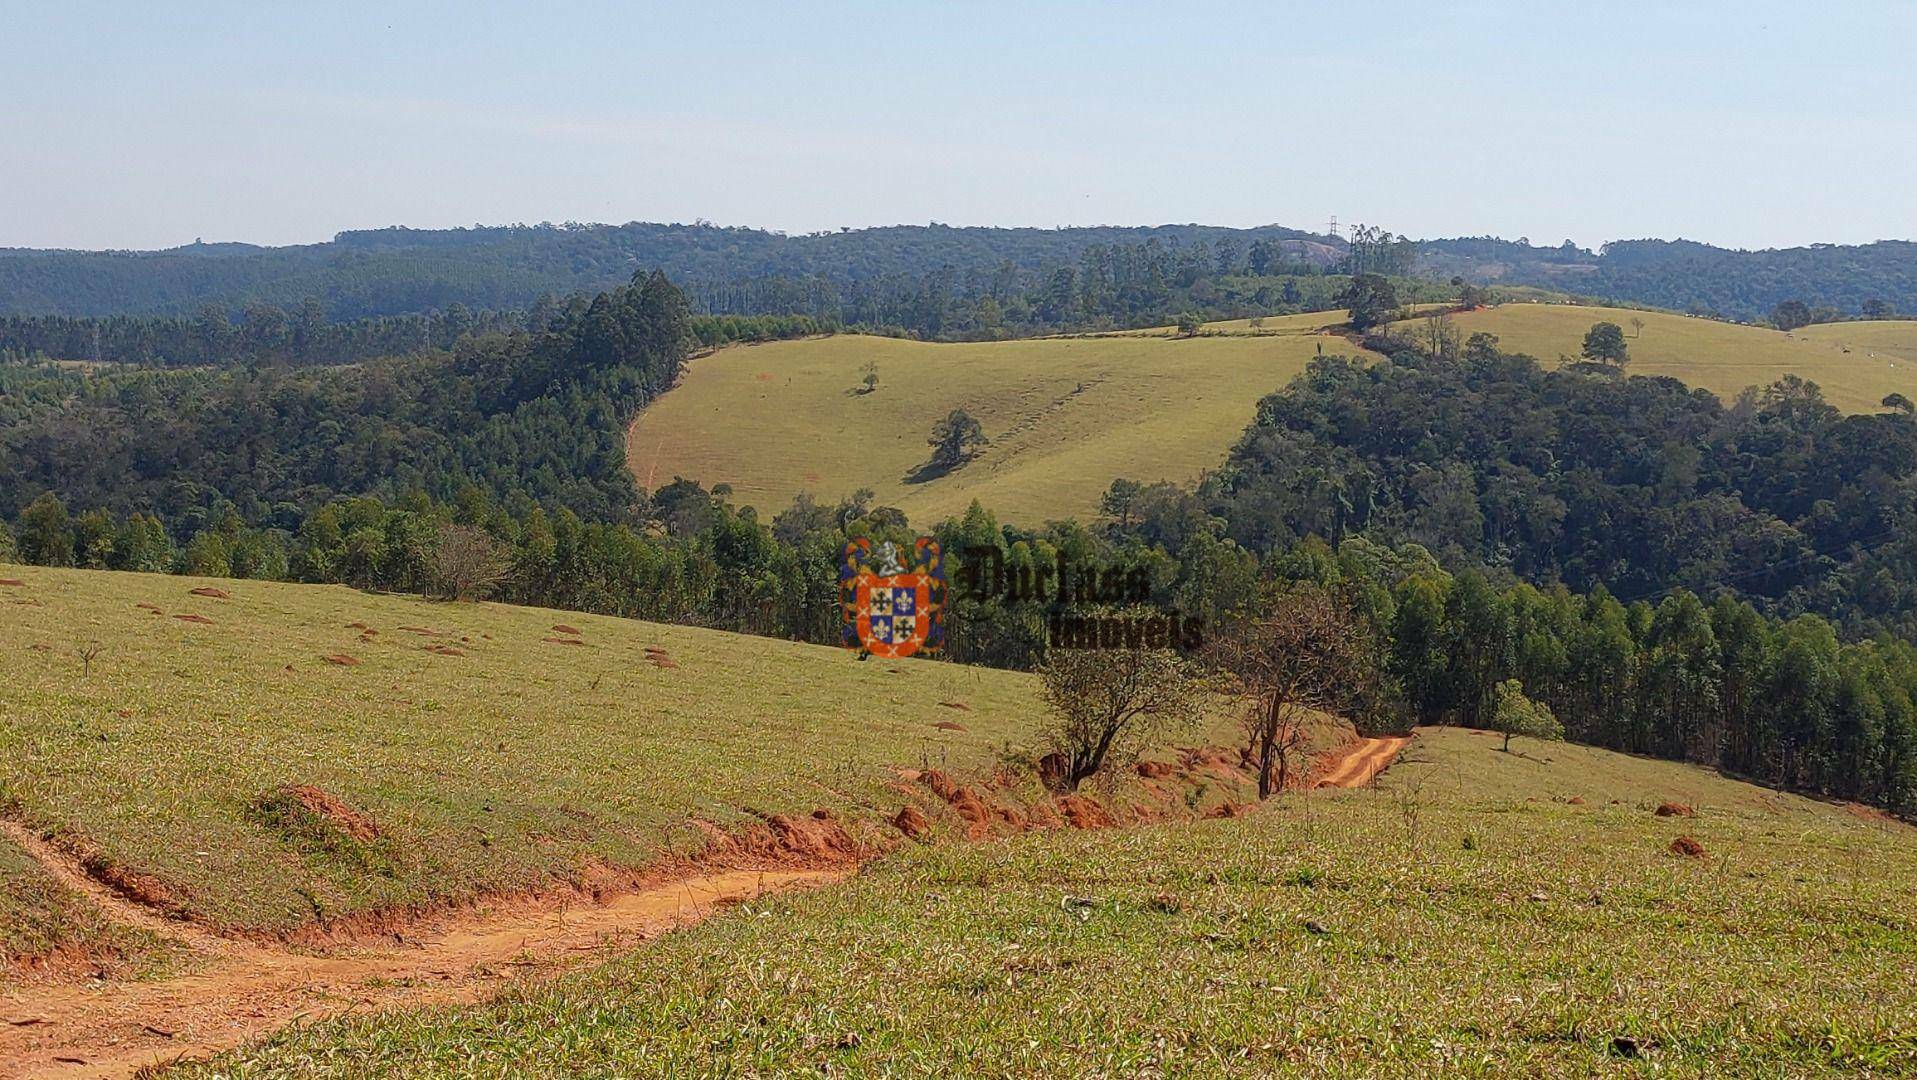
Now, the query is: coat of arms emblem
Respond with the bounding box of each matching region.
[841,537,945,658]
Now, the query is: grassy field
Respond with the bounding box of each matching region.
[189,727,1917,1078]
[0,565,1058,948]
[627,324,1380,525]
[1395,304,1917,413]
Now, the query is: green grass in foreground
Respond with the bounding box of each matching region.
[0,565,1049,940]
[626,326,1382,524]
[1395,305,1917,414]
[191,729,1917,1077]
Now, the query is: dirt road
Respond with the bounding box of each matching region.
[0,820,839,1080]
[1314,735,1412,789]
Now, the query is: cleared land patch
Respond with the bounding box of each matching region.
[188,728,1917,1077]
[627,328,1382,525]
[1397,304,1917,413]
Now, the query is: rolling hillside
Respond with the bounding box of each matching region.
[195,727,1917,1078]
[0,566,1047,947]
[1398,304,1917,413]
[627,315,1378,524]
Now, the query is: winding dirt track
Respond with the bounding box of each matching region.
[1314,735,1412,789]
[0,820,839,1080]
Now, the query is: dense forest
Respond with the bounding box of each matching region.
[0,304,828,368]
[1416,236,1915,321]
[0,270,701,529]
[0,231,1412,347]
[0,223,1338,319]
[5,219,1910,329]
[1208,334,1917,639]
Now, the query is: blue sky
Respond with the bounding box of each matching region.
[3,1,1912,251]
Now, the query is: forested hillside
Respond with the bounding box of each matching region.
[0,271,695,529]
[1418,236,1917,320]
[0,222,1337,319]
[6,220,1912,334]
[1210,336,1917,639]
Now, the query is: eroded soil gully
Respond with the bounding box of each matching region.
[0,736,1410,1079]
[0,818,842,1080]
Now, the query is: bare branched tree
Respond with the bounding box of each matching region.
[1037,647,1200,791]
[431,523,509,602]
[1213,584,1378,799]
[76,641,105,678]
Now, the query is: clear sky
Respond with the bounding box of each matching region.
[3,1,1912,252]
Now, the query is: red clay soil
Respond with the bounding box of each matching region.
[551,624,582,636]
[0,812,849,1080]
[931,720,968,733]
[170,614,214,626]
[892,805,932,840]
[1313,736,1412,789]
[1669,835,1708,859]
[186,587,230,599]
[542,637,586,647]
[320,654,360,666]
[0,578,26,587]
[1655,802,1697,818]
[1057,795,1114,830]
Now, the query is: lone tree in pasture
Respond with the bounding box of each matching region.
[1037,647,1200,791]
[1770,299,1813,332]
[1581,321,1629,367]
[858,361,879,394]
[1214,584,1379,799]
[920,409,989,477]
[1176,312,1204,337]
[431,523,510,602]
[1885,393,1915,415]
[1630,316,1645,339]
[1335,273,1399,332]
[1488,679,1564,752]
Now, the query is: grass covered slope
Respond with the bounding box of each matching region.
[1404,304,1917,413]
[193,728,1917,1078]
[627,328,1379,524]
[0,566,1044,940]
[0,836,181,982]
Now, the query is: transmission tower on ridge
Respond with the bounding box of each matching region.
[1327,215,1341,240]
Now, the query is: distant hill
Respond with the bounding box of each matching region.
[1388,302,1917,413]
[8,220,1909,331]
[1416,236,1917,321]
[0,222,1340,319]
[627,312,1380,524]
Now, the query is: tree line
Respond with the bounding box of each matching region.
[0,303,829,368]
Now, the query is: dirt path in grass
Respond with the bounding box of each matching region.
[0,847,840,1080]
[1314,735,1412,789]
